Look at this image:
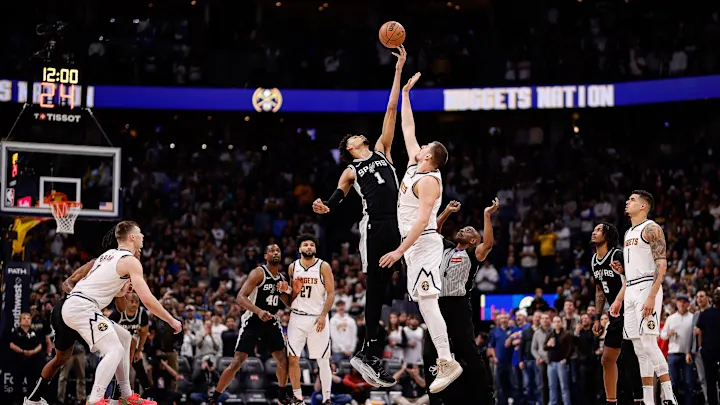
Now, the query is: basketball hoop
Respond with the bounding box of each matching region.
[49,200,83,234]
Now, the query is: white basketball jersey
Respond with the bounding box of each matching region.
[397,165,442,238]
[623,220,656,281]
[291,259,327,316]
[73,249,134,309]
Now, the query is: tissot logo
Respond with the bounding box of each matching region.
[33,112,82,123]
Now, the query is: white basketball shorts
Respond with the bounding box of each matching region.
[62,293,117,352]
[404,232,443,301]
[286,312,331,359]
[623,279,663,339]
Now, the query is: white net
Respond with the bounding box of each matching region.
[50,201,83,234]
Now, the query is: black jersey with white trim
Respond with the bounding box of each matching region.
[349,151,399,218]
[591,248,625,306]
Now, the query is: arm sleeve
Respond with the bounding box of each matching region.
[140,309,150,327]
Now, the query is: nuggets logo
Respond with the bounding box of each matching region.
[647,320,656,330]
[400,182,407,194]
[98,322,108,331]
[252,88,283,112]
[421,281,430,291]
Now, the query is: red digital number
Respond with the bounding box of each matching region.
[59,84,76,109]
[40,83,56,108]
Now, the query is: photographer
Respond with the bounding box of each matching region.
[190,357,228,405]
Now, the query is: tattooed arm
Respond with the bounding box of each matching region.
[641,222,667,316]
[594,282,606,317]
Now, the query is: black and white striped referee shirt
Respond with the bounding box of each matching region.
[440,238,481,297]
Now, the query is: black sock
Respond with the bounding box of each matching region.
[211,390,222,401]
[27,376,52,401]
[278,385,288,398]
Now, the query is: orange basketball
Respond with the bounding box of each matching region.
[379,21,405,48]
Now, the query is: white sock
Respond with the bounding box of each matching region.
[418,296,452,360]
[317,358,332,401]
[113,324,133,398]
[89,335,125,402]
[642,385,655,405]
[661,381,676,404]
[293,388,303,400]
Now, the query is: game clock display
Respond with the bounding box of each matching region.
[39,67,81,109]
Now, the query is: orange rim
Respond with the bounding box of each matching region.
[49,201,83,218]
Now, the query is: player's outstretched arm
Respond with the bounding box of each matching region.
[380,176,440,268]
[401,73,422,167]
[237,268,274,322]
[436,200,461,234]
[374,45,407,163]
[476,198,500,262]
[313,168,356,215]
[62,259,96,293]
[124,257,181,333]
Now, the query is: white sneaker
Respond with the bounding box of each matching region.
[428,355,463,393]
[23,398,49,405]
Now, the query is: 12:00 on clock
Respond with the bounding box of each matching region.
[40,67,81,109]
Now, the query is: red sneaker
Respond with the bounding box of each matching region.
[85,399,109,405]
[119,392,157,405]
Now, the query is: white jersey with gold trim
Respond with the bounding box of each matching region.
[72,249,134,310]
[397,165,442,239]
[291,259,327,316]
[623,219,656,282]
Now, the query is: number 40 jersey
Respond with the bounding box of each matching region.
[243,265,285,322]
[591,247,625,306]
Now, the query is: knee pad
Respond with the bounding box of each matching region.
[417,294,440,316]
[641,334,669,376]
[631,339,653,378]
[316,358,330,368]
[113,323,132,348]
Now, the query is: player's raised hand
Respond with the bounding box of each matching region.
[313,198,330,214]
[278,281,291,294]
[379,249,403,268]
[609,300,622,317]
[392,45,407,70]
[402,72,421,93]
[170,318,183,334]
[445,200,461,213]
[292,278,303,294]
[485,198,500,216]
[592,320,604,336]
[315,315,327,332]
[610,260,624,274]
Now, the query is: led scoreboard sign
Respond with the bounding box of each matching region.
[39,67,82,110]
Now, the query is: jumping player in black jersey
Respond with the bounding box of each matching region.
[312,46,407,387]
[591,223,644,405]
[208,244,293,405]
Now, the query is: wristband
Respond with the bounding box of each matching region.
[324,189,345,211]
[280,284,292,294]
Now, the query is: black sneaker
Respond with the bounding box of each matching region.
[277,388,292,405]
[290,397,304,405]
[206,397,217,405]
[351,354,396,388]
[321,400,331,405]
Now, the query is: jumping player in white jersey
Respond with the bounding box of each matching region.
[379,72,462,393]
[286,234,335,405]
[612,190,677,405]
[62,221,182,405]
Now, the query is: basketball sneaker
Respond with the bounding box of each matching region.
[23,398,49,405]
[119,392,157,405]
[428,355,463,393]
[350,353,395,387]
[86,399,109,405]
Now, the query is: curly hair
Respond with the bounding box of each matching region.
[600,222,619,248]
[338,134,369,164]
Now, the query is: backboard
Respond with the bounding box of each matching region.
[1,141,120,218]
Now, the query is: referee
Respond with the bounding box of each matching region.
[423,199,498,405]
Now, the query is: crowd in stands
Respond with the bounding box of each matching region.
[2,1,720,88]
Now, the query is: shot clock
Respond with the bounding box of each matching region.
[39,66,83,109]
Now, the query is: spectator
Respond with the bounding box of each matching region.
[475,261,500,293]
[384,312,405,361]
[220,317,238,358]
[689,290,711,404]
[508,310,529,404]
[520,311,542,405]
[489,313,514,405]
[531,313,552,405]
[529,289,550,315]
[519,238,539,285]
[310,361,352,405]
[9,313,45,401]
[574,313,598,405]
[697,288,720,405]
[342,368,371,404]
[391,363,429,405]
[330,300,358,363]
[190,357,228,405]
[195,319,220,357]
[57,341,87,404]
[545,316,573,405]
[499,256,523,292]
[536,225,558,282]
[402,315,424,366]
[662,294,695,405]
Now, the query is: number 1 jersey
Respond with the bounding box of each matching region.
[348,151,399,218]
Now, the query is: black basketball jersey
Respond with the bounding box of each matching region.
[591,247,625,306]
[109,307,149,338]
[245,265,284,320]
[349,151,399,218]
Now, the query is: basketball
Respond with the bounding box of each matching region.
[379,21,405,48]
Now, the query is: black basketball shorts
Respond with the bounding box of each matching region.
[51,298,83,352]
[235,317,286,355]
[604,315,624,349]
[358,216,401,273]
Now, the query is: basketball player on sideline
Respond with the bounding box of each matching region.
[615,190,677,405]
[62,221,181,405]
[425,199,498,405]
[312,46,406,387]
[207,244,292,405]
[286,234,335,405]
[24,241,143,405]
[590,223,644,405]
[379,72,462,393]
